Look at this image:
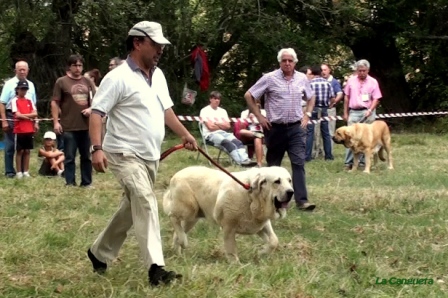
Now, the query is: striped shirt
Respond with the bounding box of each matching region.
[310,77,335,107]
[248,69,314,124]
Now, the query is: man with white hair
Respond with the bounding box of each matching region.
[0,61,37,178]
[342,59,382,170]
[244,48,316,211]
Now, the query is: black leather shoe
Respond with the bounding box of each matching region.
[87,249,107,274]
[296,202,316,211]
[148,264,182,286]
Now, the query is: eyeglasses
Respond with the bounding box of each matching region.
[281,59,294,63]
[71,64,83,68]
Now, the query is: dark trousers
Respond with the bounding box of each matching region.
[63,130,92,186]
[3,110,16,175]
[264,122,308,203]
[57,133,64,151]
[306,107,333,161]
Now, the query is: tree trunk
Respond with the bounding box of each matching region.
[350,36,413,113]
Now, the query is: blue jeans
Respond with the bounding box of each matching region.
[63,130,92,186]
[3,110,16,176]
[306,107,333,161]
[205,130,249,163]
[57,133,64,151]
[264,122,308,204]
[344,109,376,165]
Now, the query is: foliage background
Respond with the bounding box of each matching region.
[1,0,448,119]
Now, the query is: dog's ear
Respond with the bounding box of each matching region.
[250,172,266,192]
[343,129,353,139]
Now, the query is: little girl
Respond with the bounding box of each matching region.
[38,131,65,177]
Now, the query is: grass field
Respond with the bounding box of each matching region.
[1,131,448,297]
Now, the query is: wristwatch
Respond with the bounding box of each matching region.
[90,145,103,154]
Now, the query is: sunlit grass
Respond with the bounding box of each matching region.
[0,132,447,297]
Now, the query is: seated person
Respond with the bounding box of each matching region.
[199,91,255,166]
[38,131,65,177]
[235,102,266,167]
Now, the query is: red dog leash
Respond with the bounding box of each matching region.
[160,144,251,190]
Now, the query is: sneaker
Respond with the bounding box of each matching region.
[23,172,31,178]
[296,202,316,211]
[344,164,352,171]
[253,132,264,139]
[57,170,64,177]
[240,159,257,166]
[87,249,107,274]
[16,172,23,179]
[6,173,15,178]
[148,264,182,286]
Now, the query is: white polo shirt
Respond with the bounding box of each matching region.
[91,58,173,161]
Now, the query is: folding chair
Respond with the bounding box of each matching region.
[196,122,234,165]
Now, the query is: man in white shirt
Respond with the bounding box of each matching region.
[200,91,254,166]
[87,21,197,287]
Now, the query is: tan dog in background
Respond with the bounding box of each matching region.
[332,120,393,173]
[163,166,293,262]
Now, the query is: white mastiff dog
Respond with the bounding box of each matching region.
[163,166,294,262]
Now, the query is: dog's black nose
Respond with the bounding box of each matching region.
[286,190,294,200]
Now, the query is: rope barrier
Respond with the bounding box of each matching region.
[2,111,447,124]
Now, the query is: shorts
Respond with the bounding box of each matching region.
[15,133,34,151]
[38,159,57,176]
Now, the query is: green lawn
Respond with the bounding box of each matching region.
[0,132,447,297]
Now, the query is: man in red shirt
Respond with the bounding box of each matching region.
[11,80,37,178]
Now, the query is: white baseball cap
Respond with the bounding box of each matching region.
[128,21,171,45]
[43,131,57,140]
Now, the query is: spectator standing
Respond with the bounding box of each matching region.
[305,66,335,161]
[244,48,316,211]
[0,61,37,178]
[11,80,37,178]
[321,63,343,146]
[84,69,102,91]
[343,59,382,169]
[108,57,122,71]
[51,54,96,187]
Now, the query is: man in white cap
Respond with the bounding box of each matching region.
[87,21,198,286]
